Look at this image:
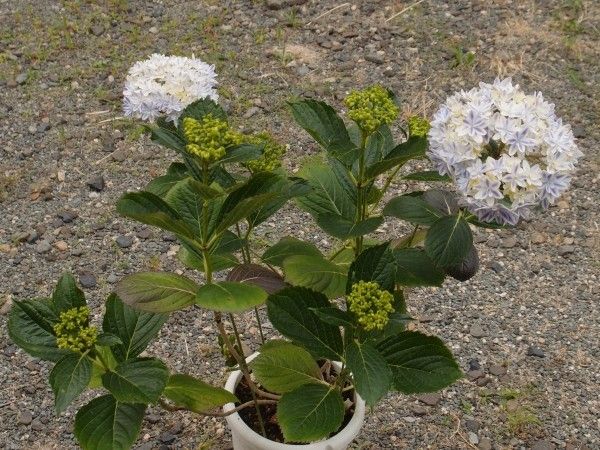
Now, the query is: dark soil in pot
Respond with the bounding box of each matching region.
[235,378,356,444]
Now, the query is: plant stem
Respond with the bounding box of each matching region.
[354,132,368,257]
[159,398,277,417]
[235,223,265,344]
[228,313,268,436]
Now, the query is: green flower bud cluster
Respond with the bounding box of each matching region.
[347,280,394,331]
[344,85,399,135]
[182,114,243,163]
[407,115,431,137]
[244,132,286,173]
[53,306,98,353]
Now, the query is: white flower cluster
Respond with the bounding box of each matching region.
[428,78,582,225]
[123,54,218,122]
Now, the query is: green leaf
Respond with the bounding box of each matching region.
[377,331,462,393]
[403,171,451,182]
[247,176,311,228]
[283,255,347,299]
[316,214,384,240]
[146,162,189,198]
[148,125,186,153]
[8,300,69,362]
[383,195,443,226]
[289,99,358,165]
[425,215,473,267]
[365,136,427,179]
[251,342,323,393]
[52,273,87,313]
[266,287,343,360]
[163,374,237,413]
[309,307,354,328]
[102,294,167,362]
[96,333,123,347]
[422,189,459,215]
[217,193,277,233]
[277,384,345,443]
[12,298,57,334]
[394,248,445,287]
[102,357,169,404]
[220,143,263,164]
[74,394,145,450]
[178,245,239,273]
[296,160,355,219]
[346,340,391,406]
[50,353,92,414]
[177,98,227,128]
[347,243,396,293]
[226,263,286,294]
[116,191,195,240]
[115,272,199,313]
[364,125,395,166]
[195,282,267,312]
[261,236,323,267]
[164,177,223,240]
[445,244,479,281]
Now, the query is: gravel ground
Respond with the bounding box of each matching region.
[1,1,599,449]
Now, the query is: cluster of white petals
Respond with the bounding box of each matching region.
[428,78,582,225]
[123,54,218,122]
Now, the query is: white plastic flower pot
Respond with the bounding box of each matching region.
[223,353,366,450]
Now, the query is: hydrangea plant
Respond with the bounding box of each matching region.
[7,56,579,449]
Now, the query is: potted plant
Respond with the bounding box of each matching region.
[7,55,581,449]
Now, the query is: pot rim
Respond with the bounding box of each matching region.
[223,352,366,449]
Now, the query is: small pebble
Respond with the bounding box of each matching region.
[527,346,545,358]
[116,235,134,248]
[79,274,97,288]
[18,410,33,425]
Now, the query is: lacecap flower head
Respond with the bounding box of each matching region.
[182,114,243,163]
[53,306,98,353]
[123,54,218,122]
[428,78,582,225]
[244,132,287,173]
[345,85,399,135]
[347,280,394,331]
[407,116,431,137]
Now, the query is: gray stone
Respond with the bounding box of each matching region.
[79,274,97,288]
[116,235,133,248]
[489,364,507,376]
[36,241,52,254]
[558,245,575,256]
[470,324,485,338]
[266,0,307,10]
[57,210,78,223]
[501,236,518,248]
[107,274,118,284]
[87,175,105,192]
[15,72,28,85]
[531,440,556,450]
[365,53,384,64]
[468,432,479,445]
[146,413,160,424]
[467,369,484,381]
[489,261,503,273]
[243,107,261,118]
[18,410,33,425]
[31,418,44,431]
[478,438,492,450]
[465,419,480,432]
[90,25,105,36]
[137,229,152,240]
[296,65,310,76]
[410,405,427,416]
[417,393,441,406]
[527,346,545,358]
[469,359,481,371]
[159,432,176,444]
